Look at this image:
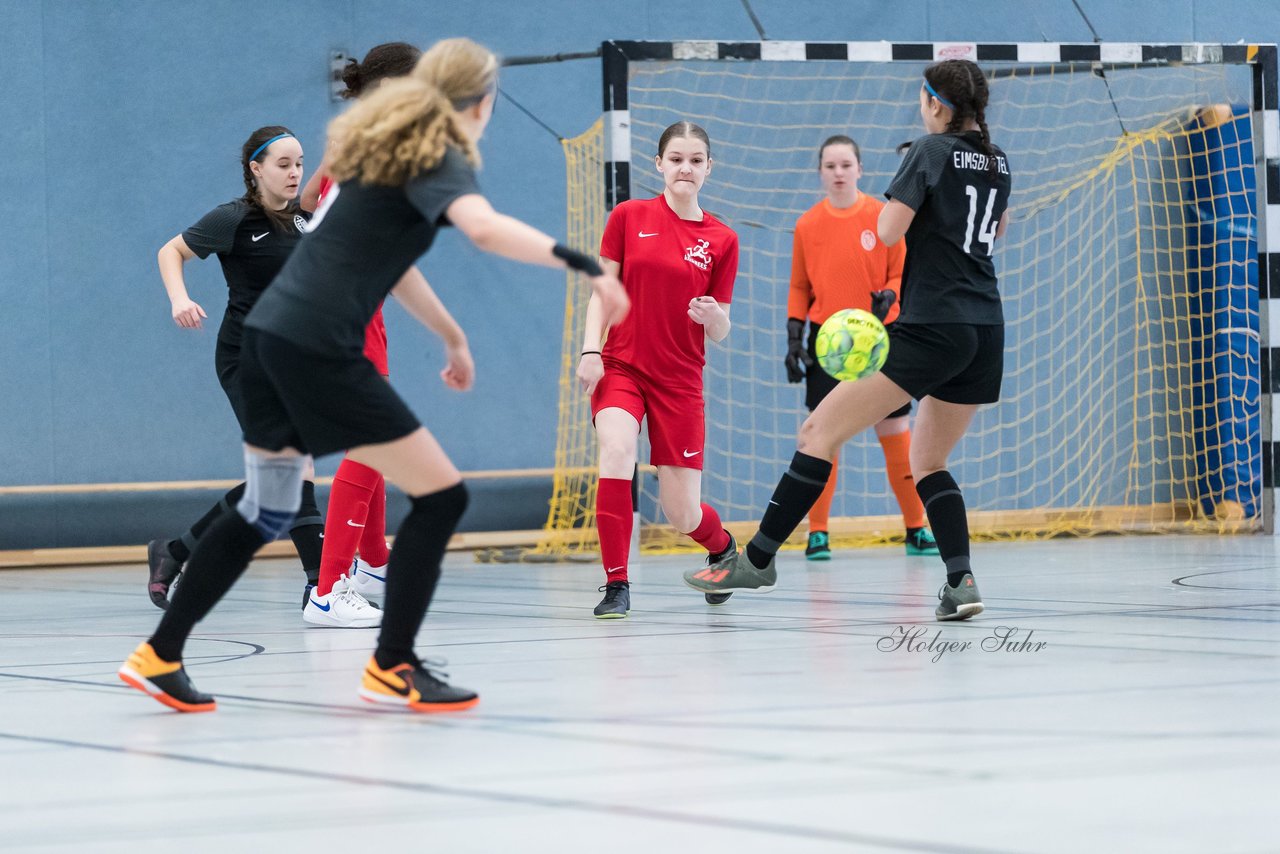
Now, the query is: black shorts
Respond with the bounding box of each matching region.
[879,322,1004,405]
[806,324,911,417]
[238,327,421,458]
[214,337,250,431]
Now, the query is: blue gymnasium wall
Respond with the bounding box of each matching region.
[1,0,1278,548]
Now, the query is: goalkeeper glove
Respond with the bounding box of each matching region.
[870,290,897,322]
[785,317,812,383]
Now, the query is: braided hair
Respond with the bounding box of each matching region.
[923,60,998,176]
[239,125,302,233]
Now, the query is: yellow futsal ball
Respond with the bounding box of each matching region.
[814,309,889,382]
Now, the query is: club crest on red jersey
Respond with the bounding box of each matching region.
[684,238,712,271]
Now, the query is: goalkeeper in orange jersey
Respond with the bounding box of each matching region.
[785,135,938,560]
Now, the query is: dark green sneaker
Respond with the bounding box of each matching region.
[935,573,983,621]
[594,581,630,619]
[683,550,777,594]
[906,528,940,556]
[805,531,831,561]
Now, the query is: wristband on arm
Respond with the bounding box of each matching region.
[553,243,604,277]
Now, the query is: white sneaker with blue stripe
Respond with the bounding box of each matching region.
[302,575,382,628]
[350,556,388,600]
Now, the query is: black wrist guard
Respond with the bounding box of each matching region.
[553,243,604,277]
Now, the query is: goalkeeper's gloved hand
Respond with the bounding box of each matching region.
[870,289,897,323]
[785,317,812,383]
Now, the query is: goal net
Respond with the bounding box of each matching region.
[533,42,1272,558]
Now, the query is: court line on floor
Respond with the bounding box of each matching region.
[6,666,1279,732]
[6,671,1279,791]
[0,728,1022,854]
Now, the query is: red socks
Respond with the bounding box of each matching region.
[687,503,731,556]
[359,476,389,567]
[596,478,633,584]
[318,458,386,595]
[598,483,729,583]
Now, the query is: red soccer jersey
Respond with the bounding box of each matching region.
[599,195,738,391]
[318,176,389,376]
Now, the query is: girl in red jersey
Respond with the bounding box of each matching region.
[577,121,739,618]
[297,42,425,628]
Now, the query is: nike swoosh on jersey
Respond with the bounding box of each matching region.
[251,232,269,242]
[682,449,702,458]
[346,520,365,527]
[638,231,659,238]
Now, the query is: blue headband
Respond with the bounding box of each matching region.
[923,79,955,111]
[249,133,293,162]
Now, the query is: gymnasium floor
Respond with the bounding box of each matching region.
[1,535,1276,853]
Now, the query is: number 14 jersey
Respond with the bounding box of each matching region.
[885,130,1012,326]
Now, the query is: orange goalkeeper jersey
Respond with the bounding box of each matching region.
[787,194,905,325]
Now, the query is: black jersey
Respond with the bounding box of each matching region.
[885,131,1011,325]
[246,147,480,356]
[182,199,311,345]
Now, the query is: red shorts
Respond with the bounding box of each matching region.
[591,365,705,469]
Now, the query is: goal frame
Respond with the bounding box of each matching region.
[600,39,1280,534]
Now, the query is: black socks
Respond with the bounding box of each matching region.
[374,482,469,671]
[149,511,267,662]
[746,452,833,570]
[916,470,973,587]
[168,483,247,563]
[289,480,324,584]
[167,481,321,583]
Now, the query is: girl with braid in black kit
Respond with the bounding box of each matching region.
[147,127,323,608]
[685,59,1011,622]
[118,38,628,713]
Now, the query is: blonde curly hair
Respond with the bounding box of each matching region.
[327,38,498,186]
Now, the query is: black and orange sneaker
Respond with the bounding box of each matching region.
[358,657,479,712]
[146,539,184,610]
[117,642,216,713]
